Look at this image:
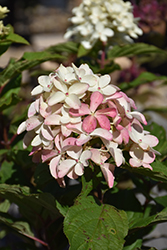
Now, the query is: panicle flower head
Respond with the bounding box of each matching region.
[17,63,159,188]
[0,5,10,36]
[64,0,143,49]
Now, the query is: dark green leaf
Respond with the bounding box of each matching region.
[64,195,128,250]
[0,41,11,56]
[123,160,167,183]
[5,33,29,45]
[77,44,90,57]
[119,72,167,91]
[107,43,165,59]
[154,195,167,208]
[130,207,167,230]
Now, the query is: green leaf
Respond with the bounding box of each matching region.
[0,74,22,111]
[77,44,90,57]
[64,195,128,250]
[107,43,165,59]
[0,41,11,56]
[47,41,79,54]
[0,161,16,183]
[22,51,64,61]
[5,33,29,45]
[0,184,61,227]
[130,207,167,230]
[154,195,167,208]
[103,189,143,226]
[0,52,64,87]
[119,72,167,91]
[0,199,10,213]
[123,160,167,184]
[123,239,142,250]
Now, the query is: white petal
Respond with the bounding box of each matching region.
[65,94,81,109]
[17,121,26,134]
[31,134,42,147]
[41,124,53,141]
[74,163,84,176]
[58,159,76,178]
[26,116,43,131]
[48,91,65,106]
[99,75,111,88]
[80,150,92,166]
[45,114,61,125]
[90,128,113,140]
[28,102,36,118]
[31,85,43,96]
[69,83,89,95]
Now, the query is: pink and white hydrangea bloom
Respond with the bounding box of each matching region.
[17,63,159,188]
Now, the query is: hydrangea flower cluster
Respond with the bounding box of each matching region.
[17,63,159,187]
[0,5,9,36]
[64,0,143,49]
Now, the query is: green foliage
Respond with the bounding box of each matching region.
[64,195,129,250]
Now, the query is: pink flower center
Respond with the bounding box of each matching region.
[139,139,142,143]
[66,92,69,96]
[98,87,101,90]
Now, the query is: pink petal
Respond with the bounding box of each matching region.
[69,103,90,117]
[90,91,103,112]
[129,158,142,167]
[62,137,76,149]
[49,155,61,178]
[90,128,113,140]
[101,163,115,188]
[131,111,147,125]
[61,125,72,137]
[58,159,76,178]
[96,108,117,117]
[66,146,82,159]
[95,114,111,130]
[90,148,101,165]
[26,116,43,131]
[76,134,91,146]
[44,114,61,125]
[82,115,97,133]
[42,149,58,162]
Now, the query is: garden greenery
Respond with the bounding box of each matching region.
[0,1,167,249]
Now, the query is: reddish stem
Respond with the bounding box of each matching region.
[100,42,106,69]
[22,233,49,248]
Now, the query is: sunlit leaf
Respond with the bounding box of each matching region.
[64,195,128,250]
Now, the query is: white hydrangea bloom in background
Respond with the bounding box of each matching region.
[0,5,10,35]
[64,0,142,49]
